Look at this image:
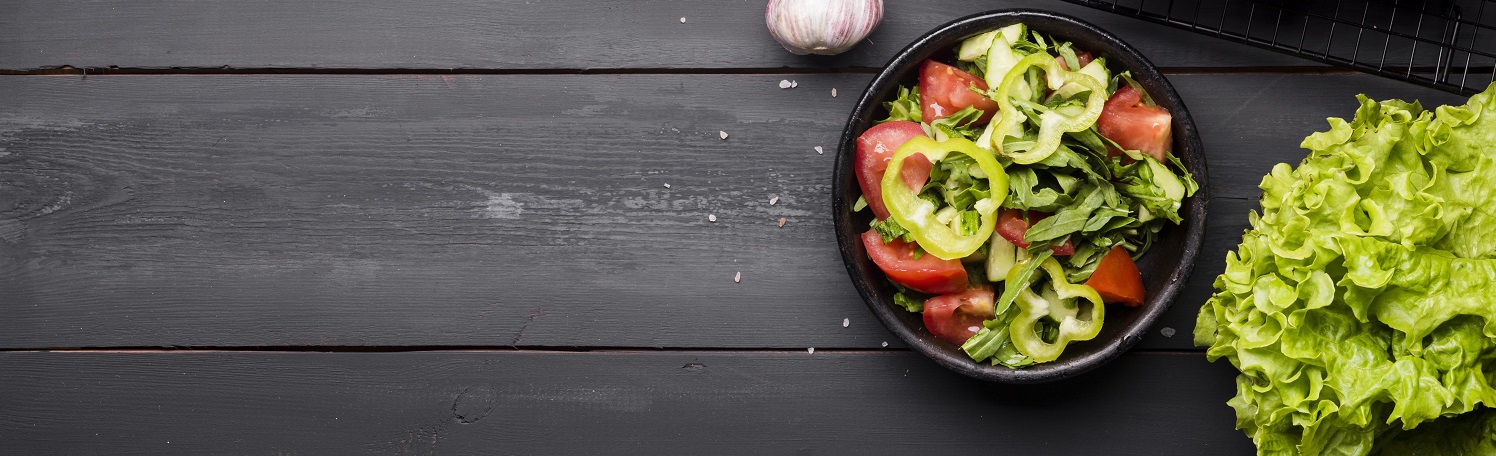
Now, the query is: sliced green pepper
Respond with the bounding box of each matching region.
[987,52,1108,165]
[1007,257,1105,362]
[881,136,1009,260]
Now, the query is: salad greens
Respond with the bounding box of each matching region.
[859,24,1198,368]
[882,135,1007,260]
[1195,82,1496,455]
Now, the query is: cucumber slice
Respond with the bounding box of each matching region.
[997,23,1026,45]
[958,31,1000,62]
[935,206,959,226]
[986,233,1018,281]
[1078,58,1110,86]
[1054,58,1113,99]
[1146,156,1187,202]
[983,35,1021,89]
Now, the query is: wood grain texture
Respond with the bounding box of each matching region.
[0,351,1254,455]
[1176,73,1466,199]
[0,0,1320,71]
[0,73,1467,350]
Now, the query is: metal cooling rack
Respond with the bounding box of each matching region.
[1063,0,1496,95]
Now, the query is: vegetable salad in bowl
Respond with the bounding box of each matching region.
[834,10,1208,381]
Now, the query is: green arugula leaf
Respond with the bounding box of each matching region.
[869,217,913,244]
[879,85,922,123]
[927,105,986,142]
[892,292,924,313]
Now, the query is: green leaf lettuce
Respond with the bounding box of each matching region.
[1196,83,1496,455]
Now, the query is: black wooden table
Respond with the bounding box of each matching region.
[0,1,1471,454]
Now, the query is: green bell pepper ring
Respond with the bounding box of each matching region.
[1007,257,1105,362]
[988,52,1108,165]
[881,135,1009,260]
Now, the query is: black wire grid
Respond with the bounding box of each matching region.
[1063,0,1496,95]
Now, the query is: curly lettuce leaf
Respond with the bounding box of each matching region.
[1196,83,1496,456]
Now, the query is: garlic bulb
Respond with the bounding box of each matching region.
[765,0,883,56]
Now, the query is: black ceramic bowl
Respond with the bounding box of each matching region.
[833,9,1209,383]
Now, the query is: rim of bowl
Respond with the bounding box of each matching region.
[831,8,1210,383]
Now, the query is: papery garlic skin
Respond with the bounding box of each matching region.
[766,0,884,56]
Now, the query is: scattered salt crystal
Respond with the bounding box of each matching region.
[777,217,786,227]
[881,341,889,347]
[708,214,717,222]
[842,318,849,328]
[769,196,779,205]
[663,183,671,189]
[814,146,823,154]
[807,347,815,354]
[734,271,741,283]
[791,80,798,88]
[719,130,728,140]
[779,80,792,89]
[1161,327,1177,338]
[832,88,838,97]
[679,17,686,23]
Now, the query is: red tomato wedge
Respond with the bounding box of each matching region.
[919,60,998,124]
[1050,239,1076,256]
[994,209,1075,256]
[855,121,932,220]
[995,209,1031,247]
[1085,246,1145,307]
[1097,85,1172,162]
[861,229,967,295]
[923,287,995,345]
[1077,50,1094,68]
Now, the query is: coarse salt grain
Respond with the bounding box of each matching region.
[842,318,849,328]
[832,88,838,97]
[663,183,671,188]
[779,80,792,89]
[708,214,717,222]
[769,196,779,205]
[679,17,686,23]
[791,80,798,88]
[719,130,728,140]
[777,217,786,227]
[814,146,823,154]
[1161,327,1177,338]
[734,271,741,283]
[807,347,815,354]
[881,341,888,347]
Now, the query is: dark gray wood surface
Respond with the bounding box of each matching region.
[0,351,1252,455]
[0,1,1474,453]
[0,0,1318,71]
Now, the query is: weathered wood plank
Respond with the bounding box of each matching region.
[0,351,1254,454]
[0,73,1467,350]
[1177,73,1466,199]
[0,0,1319,71]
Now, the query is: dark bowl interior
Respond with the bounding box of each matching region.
[832,9,1210,383]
